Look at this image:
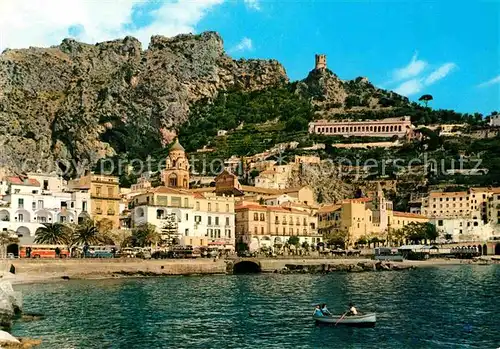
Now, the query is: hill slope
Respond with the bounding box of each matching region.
[0,32,287,175]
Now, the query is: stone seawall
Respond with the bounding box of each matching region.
[8,259,227,283]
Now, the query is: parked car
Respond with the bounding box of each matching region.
[136,250,152,259]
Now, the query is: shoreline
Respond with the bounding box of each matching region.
[3,257,498,285]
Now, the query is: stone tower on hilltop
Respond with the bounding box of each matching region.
[162,138,190,189]
[315,54,327,70]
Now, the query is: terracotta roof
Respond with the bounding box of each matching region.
[317,204,341,213]
[393,211,428,219]
[149,186,192,195]
[342,198,372,203]
[469,187,500,193]
[240,185,281,195]
[6,176,40,187]
[189,187,216,193]
[193,193,205,199]
[235,203,307,215]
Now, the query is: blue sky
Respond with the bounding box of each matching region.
[1,0,498,114]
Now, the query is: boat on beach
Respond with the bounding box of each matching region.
[313,313,376,327]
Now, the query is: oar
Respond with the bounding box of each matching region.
[335,311,349,326]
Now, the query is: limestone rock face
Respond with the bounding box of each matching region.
[296,69,409,117]
[0,32,287,175]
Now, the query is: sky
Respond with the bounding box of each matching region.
[0,0,498,115]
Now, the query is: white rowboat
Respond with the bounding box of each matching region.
[313,313,376,326]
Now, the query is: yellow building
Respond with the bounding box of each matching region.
[389,211,429,230]
[235,202,322,252]
[162,139,189,189]
[70,172,120,228]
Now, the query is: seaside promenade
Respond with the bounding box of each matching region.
[2,256,496,285]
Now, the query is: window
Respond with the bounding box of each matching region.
[96,186,101,195]
[196,202,200,210]
[261,227,264,234]
[18,198,24,208]
[185,228,189,235]
[82,201,87,212]
[226,217,230,226]
[275,216,279,224]
[215,217,219,226]
[32,202,36,210]
[296,217,300,225]
[254,213,259,221]
[185,213,189,221]
[184,198,189,207]
[226,204,229,212]
[18,214,24,222]
[438,220,443,226]
[195,215,201,223]
[108,187,113,197]
[216,203,219,212]
[217,230,221,238]
[283,227,286,235]
[227,229,231,238]
[208,217,212,225]
[208,203,212,212]
[71,202,75,208]
[260,213,265,221]
[254,227,258,234]
[43,180,49,190]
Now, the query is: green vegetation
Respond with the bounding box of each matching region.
[178,85,313,152]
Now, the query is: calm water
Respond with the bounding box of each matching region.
[11,265,500,349]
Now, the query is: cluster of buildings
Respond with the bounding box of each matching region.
[2,136,500,255]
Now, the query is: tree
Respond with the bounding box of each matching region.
[302,241,310,251]
[0,232,19,258]
[107,229,132,248]
[34,223,71,245]
[444,233,453,242]
[73,220,100,246]
[418,94,433,107]
[288,236,300,247]
[132,223,159,247]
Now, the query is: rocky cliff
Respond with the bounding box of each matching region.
[0,32,287,175]
[297,68,409,117]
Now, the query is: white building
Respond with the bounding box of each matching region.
[130,187,236,249]
[0,175,91,237]
[431,217,496,243]
[489,114,500,127]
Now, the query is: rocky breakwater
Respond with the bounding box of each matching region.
[277,260,415,274]
[0,276,40,348]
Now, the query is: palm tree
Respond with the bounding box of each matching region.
[132,223,159,247]
[34,223,70,245]
[73,220,100,246]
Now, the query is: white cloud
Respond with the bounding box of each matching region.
[0,0,225,52]
[229,37,253,53]
[424,63,457,85]
[388,53,457,96]
[478,75,500,88]
[244,0,261,10]
[394,79,424,96]
[393,52,428,81]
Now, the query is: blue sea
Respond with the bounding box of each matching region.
[12,265,500,348]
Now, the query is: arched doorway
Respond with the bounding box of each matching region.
[477,245,482,255]
[483,244,488,255]
[16,226,30,237]
[6,244,19,257]
[233,261,261,274]
[495,243,500,255]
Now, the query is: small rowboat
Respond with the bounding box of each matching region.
[313,313,376,327]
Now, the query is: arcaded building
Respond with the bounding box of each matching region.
[309,116,413,138]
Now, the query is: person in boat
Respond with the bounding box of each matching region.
[348,302,358,316]
[320,304,332,316]
[313,305,323,317]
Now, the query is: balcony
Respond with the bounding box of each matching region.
[91,193,121,200]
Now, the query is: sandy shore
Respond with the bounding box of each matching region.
[1,257,497,285]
